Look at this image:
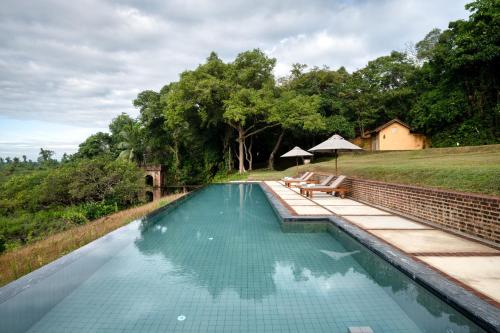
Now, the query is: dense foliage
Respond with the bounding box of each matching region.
[0,156,145,251]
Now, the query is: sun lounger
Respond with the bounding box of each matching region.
[303,175,348,198]
[283,172,315,187]
[282,171,310,182]
[299,175,335,195]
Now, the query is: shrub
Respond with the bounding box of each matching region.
[0,235,5,254]
[62,211,88,225]
[81,202,118,220]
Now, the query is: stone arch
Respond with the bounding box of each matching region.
[145,175,154,186]
[142,165,165,201]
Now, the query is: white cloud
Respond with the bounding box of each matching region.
[268,31,368,76]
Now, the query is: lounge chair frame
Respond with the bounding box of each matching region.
[303,175,348,198]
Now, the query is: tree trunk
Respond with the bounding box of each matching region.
[244,137,253,171]
[237,126,246,174]
[223,126,233,172]
[168,141,180,183]
[228,146,233,171]
[268,129,285,170]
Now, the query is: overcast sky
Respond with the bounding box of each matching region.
[0,0,470,160]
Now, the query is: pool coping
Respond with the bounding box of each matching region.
[259,182,500,333]
[0,188,204,304]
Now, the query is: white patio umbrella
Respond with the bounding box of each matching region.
[308,134,362,175]
[280,146,313,175]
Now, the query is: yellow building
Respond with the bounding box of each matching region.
[353,119,427,151]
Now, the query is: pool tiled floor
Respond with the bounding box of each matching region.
[263,180,500,306]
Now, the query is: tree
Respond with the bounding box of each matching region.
[116,121,145,164]
[68,157,145,206]
[266,90,323,169]
[109,113,136,155]
[165,52,231,179]
[134,89,171,164]
[22,155,27,163]
[76,132,112,159]
[410,0,499,145]
[416,28,442,62]
[354,51,417,128]
[223,49,278,173]
[37,148,56,165]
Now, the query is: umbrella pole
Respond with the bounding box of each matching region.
[335,149,338,175]
[296,157,299,176]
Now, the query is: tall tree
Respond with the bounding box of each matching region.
[165,52,230,182]
[223,49,278,173]
[134,89,171,164]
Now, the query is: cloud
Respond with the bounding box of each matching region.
[0,0,469,158]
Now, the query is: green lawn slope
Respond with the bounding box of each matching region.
[217,145,500,196]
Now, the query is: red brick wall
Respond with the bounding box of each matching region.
[344,178,500,244]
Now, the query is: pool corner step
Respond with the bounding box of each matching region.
[348,327,374,333]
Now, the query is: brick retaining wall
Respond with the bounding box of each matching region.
[343,178,500,244]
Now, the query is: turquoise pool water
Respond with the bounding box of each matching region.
[0,184,484,332]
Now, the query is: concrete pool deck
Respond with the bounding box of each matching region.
[263,180,500,306]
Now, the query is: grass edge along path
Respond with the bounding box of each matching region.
[0,193,184,287]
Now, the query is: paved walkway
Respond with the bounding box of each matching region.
[264,181,500,306]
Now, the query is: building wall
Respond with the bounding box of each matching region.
[377,123,425,150]
[344,177,500,244]
[142,165,164,201]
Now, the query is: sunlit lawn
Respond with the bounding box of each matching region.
[217,145,500,195]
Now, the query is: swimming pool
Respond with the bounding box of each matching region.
[0,184,485,332]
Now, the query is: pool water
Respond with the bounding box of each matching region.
[0,184,484,332]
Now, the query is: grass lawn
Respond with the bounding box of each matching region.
[0,193,184,287]
[217,144,500,196]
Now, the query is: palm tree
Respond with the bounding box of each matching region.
[117,123,146,164]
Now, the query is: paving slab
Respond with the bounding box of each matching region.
[370,230,500,254]
[268,186,288,190]
[271,189,295,194]
[312,198,364,206]
[344,215,432,229]
[418,256,500,303]
[278,193,303,200]
[292,205,331,215]
[325,205,391,216]
[283,199,318,206]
